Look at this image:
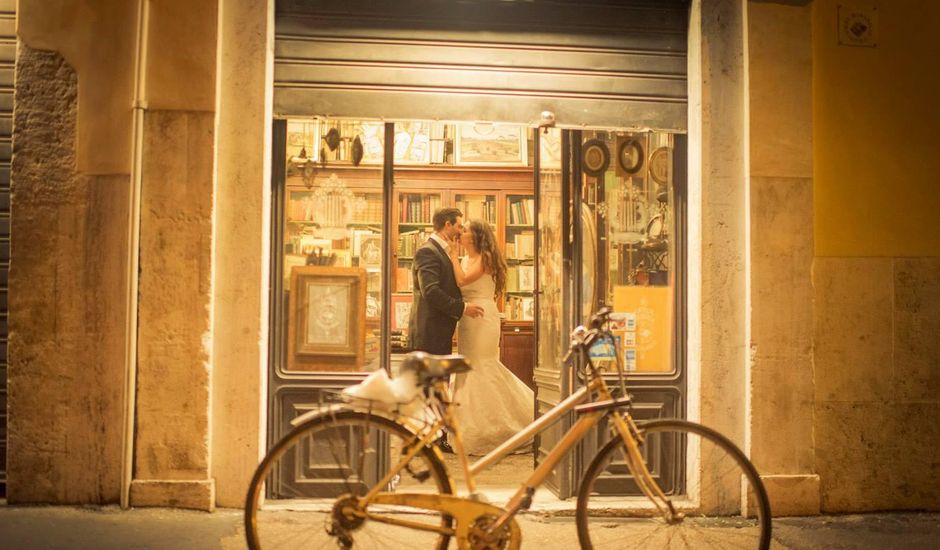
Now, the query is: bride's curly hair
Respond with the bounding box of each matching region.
[467,219,509,299]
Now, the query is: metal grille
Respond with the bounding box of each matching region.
[0,0,15,497]
[274,0,689,130]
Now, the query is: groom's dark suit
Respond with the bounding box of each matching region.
[408,237,464,355]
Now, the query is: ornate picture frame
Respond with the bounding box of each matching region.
[288,266,366,365]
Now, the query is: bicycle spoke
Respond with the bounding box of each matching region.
[576,420,771,550]
[246,412,453,550]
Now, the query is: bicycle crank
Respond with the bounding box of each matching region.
[370,492,522,549]
[468,514,514,550]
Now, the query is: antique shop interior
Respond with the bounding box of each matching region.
[271,118,682,496]
[267,0,689,499]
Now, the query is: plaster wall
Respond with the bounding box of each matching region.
[7,44,127,503]
[746,1,820,515]
[811,0,940,512]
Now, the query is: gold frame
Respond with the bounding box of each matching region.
[454,122,528,166]
[288,266,366,361]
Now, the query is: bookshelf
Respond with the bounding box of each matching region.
[503,193,536,321]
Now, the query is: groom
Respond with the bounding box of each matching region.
[408,207,484,355]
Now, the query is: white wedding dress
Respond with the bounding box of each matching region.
[450,261,534,455]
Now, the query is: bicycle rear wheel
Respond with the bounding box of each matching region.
[245,410,453,550]
[576,418,771,549]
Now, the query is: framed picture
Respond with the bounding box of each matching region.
[517,265,535,292]
[391,293,413,331]
[287,119,320,162]
[288,266,366,364]
[358,235,382,269]
[539,128,561,169]
[520,296,535,321]
[455,123,528,166]
[359,121,432,165]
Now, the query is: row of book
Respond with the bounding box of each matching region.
[352,193,383,224]
[507,197,535,225]
[390,330,411,353]
[398,229,433,258]
[455,196,497,225]
[399,193,442,223]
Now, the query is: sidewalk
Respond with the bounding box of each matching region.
[0,504,937,549]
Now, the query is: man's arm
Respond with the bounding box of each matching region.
[414,246,464,319]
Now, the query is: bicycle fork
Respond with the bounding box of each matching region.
[608,412,682,522]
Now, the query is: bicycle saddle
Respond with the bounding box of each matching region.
[400,351,472,384]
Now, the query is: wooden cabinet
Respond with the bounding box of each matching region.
[501,320,535,390]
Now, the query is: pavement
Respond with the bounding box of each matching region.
[0,504,937,549]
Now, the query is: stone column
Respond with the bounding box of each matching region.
[697,0,749,451]
[210,0,274,508]
[8,43,128,504]
[745,1,820,515]
[128,0,219,511]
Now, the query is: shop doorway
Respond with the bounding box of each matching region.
[266,119,685,500]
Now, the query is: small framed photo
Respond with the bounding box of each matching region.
[517,265,535,292]
[391,294,414,331]
[520,296,535,321]
[455,123,528,166]
[358,234,382,269]
[289,266,366,360]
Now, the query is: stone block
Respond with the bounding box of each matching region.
[893,258,940,402]
[8,45,128,504]
[813,257,894,403]
[815,401,895,512]
[134,109,214,481]
[129,479,215,511]
[750,356,815,473]
[761,474,820,516]
[885,402,940,511]
[751,176,814,357]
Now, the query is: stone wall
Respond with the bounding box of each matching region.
[746,1,820,515]
[7,44,127,503]
[814,258,940,511]
[129,110,215,510]
[810,0,940,512]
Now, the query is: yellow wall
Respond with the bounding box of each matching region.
[814,0,940,256]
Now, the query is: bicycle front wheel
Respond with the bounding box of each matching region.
[245,410,454,550]
[576,418,771,550]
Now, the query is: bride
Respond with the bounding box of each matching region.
[447,219,534,455]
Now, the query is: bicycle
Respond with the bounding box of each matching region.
[245,306,771,549]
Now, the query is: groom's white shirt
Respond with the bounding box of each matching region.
[429,232,449,251]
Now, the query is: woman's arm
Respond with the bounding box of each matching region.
[449,248,486,287]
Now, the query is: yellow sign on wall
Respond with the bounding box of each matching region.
[613,286,673,373]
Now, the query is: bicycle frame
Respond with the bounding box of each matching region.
[352,363,672,540]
